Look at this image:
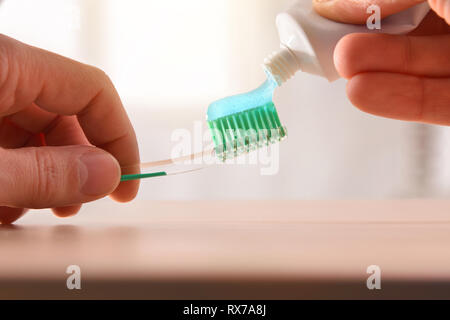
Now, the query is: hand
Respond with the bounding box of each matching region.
[0,35,140,224]
[313,0,450,125]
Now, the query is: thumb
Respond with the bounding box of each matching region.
[0,146,121,209]
[429,0,450,23]
[313,0,425,24]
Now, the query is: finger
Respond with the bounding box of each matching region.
[0,109,65,223]
[0,145,121,209]
[429,0,450,24]
[346,72,450,125]
[0,114,41,223]
[0,34,140,202]
[334,33,450,79]
[313,0,425,24]
[52,204,82,218]
[0,207,27,225]
[0,108,51,223]
[42,116,89,217]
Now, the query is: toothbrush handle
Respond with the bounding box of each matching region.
[121,172,167,182]
[119,149,214,181]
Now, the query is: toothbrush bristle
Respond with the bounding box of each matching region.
[207,102,287,160]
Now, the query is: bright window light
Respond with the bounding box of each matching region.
[103,0,229,109]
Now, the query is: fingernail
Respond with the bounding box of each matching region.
[78,151,120,196]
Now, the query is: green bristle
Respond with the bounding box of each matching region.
[207,102,287,160]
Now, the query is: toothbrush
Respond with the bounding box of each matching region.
[121,72,288,182]
[120,64,289,182]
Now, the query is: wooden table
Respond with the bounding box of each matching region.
[1,200,450,299]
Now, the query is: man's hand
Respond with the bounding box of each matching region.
[0,35,140,224]
[313,0,450,125]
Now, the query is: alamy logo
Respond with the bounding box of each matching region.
[366,5,381,30]
[66,265,81,290]
[171,121,281,175]
[366,265,381,290]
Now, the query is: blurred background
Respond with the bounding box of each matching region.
[0,0,449,200]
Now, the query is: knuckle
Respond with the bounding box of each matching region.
[85,66,115,105]
[30,149,61,207]
[402,36,413,73]
[90,65,113,86]
[0,35,9,85]
[0,35,13,112]
[0,34,29,115]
